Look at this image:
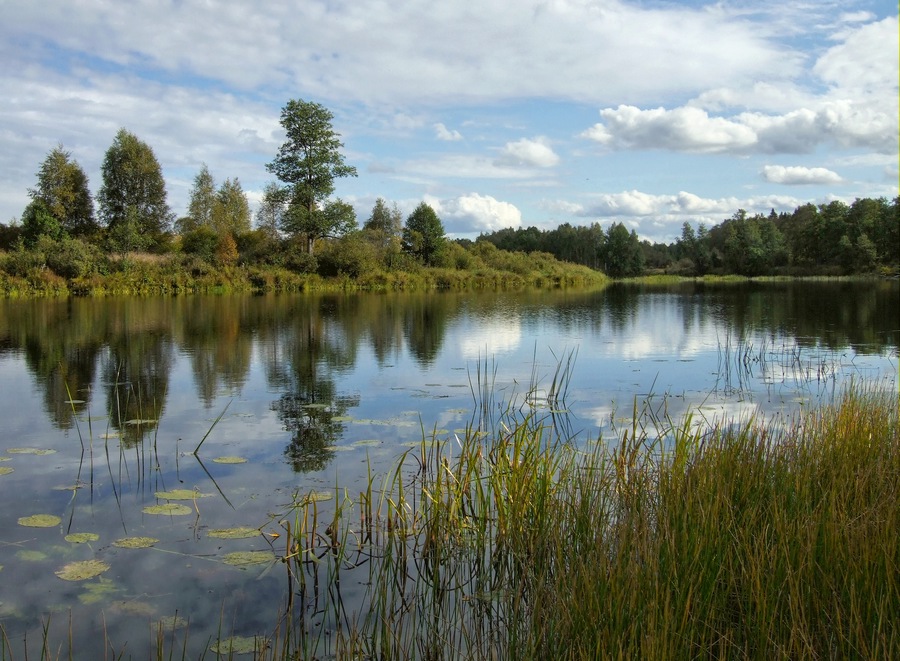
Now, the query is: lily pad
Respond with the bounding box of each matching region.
[78,577,118,603]
[158,614,189,630]
[143,503,193,516]
[18,514,62,528]
[222,551,275,567]
[154,489,213,500]
[113,536,159,549]
[0,467,13,476]
[56,559,110,581]
[7,448,57,456]
[212,456,247,464]
[302,491,333,502]
[208,527,259,540]
[17,550,48,562]
[65,532,100,544]
[210,635,266,654]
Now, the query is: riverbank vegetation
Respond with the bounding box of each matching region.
[247,382,898,660]
[2,98,896,298]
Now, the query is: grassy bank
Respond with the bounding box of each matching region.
[262,384,898,660]
[0,248,605,297]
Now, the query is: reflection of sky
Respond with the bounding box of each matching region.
[0,289,897,656]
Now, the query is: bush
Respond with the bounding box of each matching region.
[180,227,219,263]
[317,234,379,278]
[40,236,103,279]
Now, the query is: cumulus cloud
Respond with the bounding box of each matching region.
[428,193,522,234]
[495,138,560,168]
[584,101,897,155]
[434,123,462,141]
[761,165,843,185]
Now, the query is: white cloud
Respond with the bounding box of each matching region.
[428,193,522,234]
[2,0,799,107]
[582,105,757,153]
[496,138,560,168]
[434,123,462,141]
[761,165,843,185]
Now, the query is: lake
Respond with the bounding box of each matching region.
[0,280,897,656]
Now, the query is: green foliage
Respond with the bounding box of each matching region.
[235,229,282,265]
[212,177,251,236]
[181,226,219,263]
[21,199,65,248]
[29,144,97,237]
[178,163,216,233]
[603,222,644,277]
[316,232,379,278]
[40,235,103,279]
[403,202,446,265]
[97,128,173,251]
[214,232,239,266]
[266,99,358,253]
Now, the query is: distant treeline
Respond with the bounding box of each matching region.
[477,197,899,277]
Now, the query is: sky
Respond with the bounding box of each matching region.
[2,0,897,244]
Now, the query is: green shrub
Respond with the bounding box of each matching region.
[180,227,219,262]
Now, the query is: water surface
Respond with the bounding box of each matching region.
[0,281,896,655]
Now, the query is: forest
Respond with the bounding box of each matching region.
[1,98,896,297]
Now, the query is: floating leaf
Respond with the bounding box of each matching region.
[302,491,333,502]
[99,433,120,439]
[64,399,85,405]
[17,550,48,562]
[113,536,159,549]
[0,456,10,461]
[56,559,110,581]
[18,514,61,528]
[7,448,57,456]
[222,551,275,567]
[208,527,259,540]
[210,635,266,654]
[78,577,117,603]
[125,419,157,426]
[143,503,193,516]
[0,467,13,476]
[332,415,353,422]
[324,445,354,452]
[158,614,189,630]
[352,439,381,447]
[65,532,100,544]
[212,456,247,464]
[154,489,213,500]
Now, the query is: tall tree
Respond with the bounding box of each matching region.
[179,163,216,234]
[29,144,96,238]
[603,222,644,277]
[212,177,251,235]
[402,202,446,265]
[97,128,172,252]
[266,99,358,254]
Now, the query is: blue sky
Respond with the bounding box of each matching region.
[2,0,896,243]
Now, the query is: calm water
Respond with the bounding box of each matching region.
[0,281,896,655]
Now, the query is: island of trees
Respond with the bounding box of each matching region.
[1,99,897,297]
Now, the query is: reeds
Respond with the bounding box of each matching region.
[260,379,899,660]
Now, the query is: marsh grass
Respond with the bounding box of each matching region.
[259,380,898,660]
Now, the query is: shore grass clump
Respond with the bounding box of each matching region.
[267,384,898,660]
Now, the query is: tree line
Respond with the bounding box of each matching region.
[478,197,899,277]
[2,97,897,288]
